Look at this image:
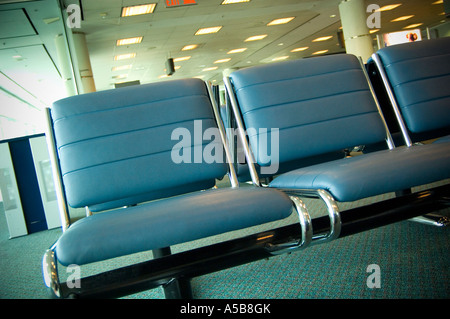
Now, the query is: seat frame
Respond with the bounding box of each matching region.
[370,52,414,147]
[42,183,449,298]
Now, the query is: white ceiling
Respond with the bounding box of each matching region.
[0,0,448,139]
[74,0,448,90]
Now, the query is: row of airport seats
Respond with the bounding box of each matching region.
[42,37,450,298]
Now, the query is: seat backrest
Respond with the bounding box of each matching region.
[49,78,228,210]
[227,54,389,173]
[374,37,450,139]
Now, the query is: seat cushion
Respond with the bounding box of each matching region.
[55,187,293,266]
[269,143,450,202]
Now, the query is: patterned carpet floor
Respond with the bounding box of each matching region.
[1,179,449,299]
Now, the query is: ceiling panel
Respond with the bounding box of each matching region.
[76,0,447,90]
[0,9,36,39]
[0,44,66,106]
[1,0,448,96]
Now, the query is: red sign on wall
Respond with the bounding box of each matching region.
[166,0,197,8]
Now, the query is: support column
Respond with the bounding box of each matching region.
[72,32,96,94]
[55,32,96,96]
[55,34,77,97]
[338,0,374,62]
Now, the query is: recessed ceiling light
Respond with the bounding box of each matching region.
[245,34,267,42]
[312,36,333,42]
[195,26,222,35]
[173,56,191,62]
[112,65,132,71]
[391,15,414,22]
[221,0,250,4]
[403,23,423,29]
[377,4,402,11]
[291,47,309,52]
[182,44,198,51]
[227,48,247,54]
[272,56,289,61]
[214,58,231,63]
[116,37,143,46]
[114,53,136,60]
[432,0,443,4]
[312,50,328,55]
[121,4,156,17]
[112,74,128,79]
[267,17,295,26]
[202,67,218,71]
[164,66,181,72]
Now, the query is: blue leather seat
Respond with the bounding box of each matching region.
[269,143,450,202]
[371,37,450,145]
[44,79,294,289]
[225,54,450,203]
[55,186,292,266]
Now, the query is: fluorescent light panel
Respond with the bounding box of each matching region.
[221,0,250,4]
[291,46,308,52]
[182,44,198,51]
[203,67,218,71]
[112,65,132,71]
[164,66,181,72]
[267,17,295,26]
[391,15,414,22]
[312,50,328,55]
[312,35,333,42]
[227,48,247,54]
[403,23,423,29]
[121,4,156,17]
[112,74,128,79]
[245,34,267,42]
[377,4,402,11]
[116,37,143,46]
[195,26,222,35]
[272,56,289,61]
[214,58,231,63]
[174,56,191,62]
[114,53,136,60]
